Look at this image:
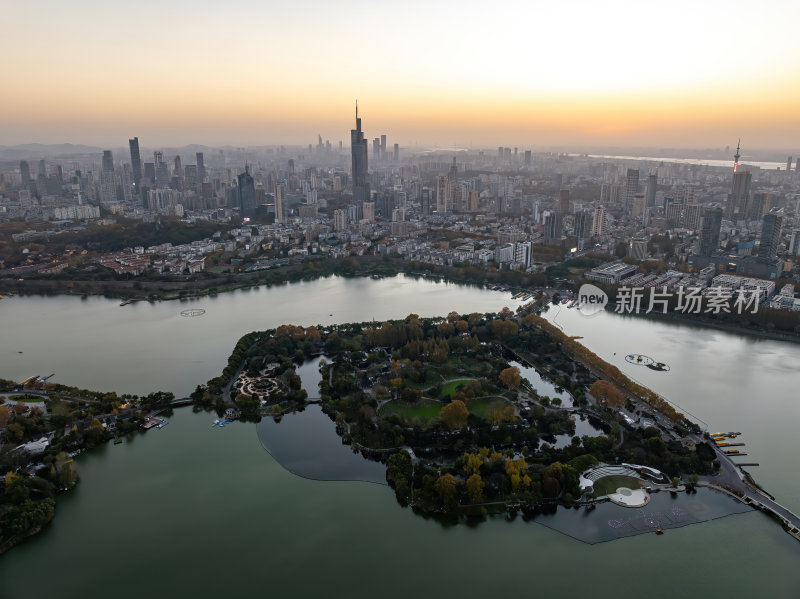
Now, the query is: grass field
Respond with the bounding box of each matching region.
[591,475,647,498]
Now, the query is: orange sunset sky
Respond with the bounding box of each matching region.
[2,0,799,150]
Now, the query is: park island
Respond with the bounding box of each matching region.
[3,298,800,555]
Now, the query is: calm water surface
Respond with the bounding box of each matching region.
[1,277,799,598]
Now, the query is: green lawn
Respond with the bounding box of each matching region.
[439,379,475,398]
[591,475,647,498]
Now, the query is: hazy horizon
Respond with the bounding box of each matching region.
[3,0,799,151]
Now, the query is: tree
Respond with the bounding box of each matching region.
[462,452,483,476]
[434,473,458,507]
[589,380,625,409]
[499,366,521,389]
[439,400,468,430]
[466,473,485,503]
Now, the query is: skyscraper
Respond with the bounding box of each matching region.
[728,170,752,220]
[19,160,31,187]
[102,150,114,172]
[196,152,206,187]
[350,103,370,205]
[574,210,591,246]
[591,205,605,236]
[758,212,783,260]
[646,172,657,207]
[237,166,257,218]
[558,189,570,213]
[624,168,639,212]
[129,137,142,189]
[435,174,448,213]
[699,208,722,257]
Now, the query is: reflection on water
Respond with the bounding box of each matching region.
[533,487,752,544]
[508,360,573,407]
[256,405,387,484]
[539,414,606,449]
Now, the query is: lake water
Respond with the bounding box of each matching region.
[1,277,800,598]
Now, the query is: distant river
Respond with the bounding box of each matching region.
[1,276,799,598]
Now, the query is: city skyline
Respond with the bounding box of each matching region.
[2,0,800,150]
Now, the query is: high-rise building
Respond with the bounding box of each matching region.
[574,210,591,241]
[788,229,800,256]
[19,160,31,187]
[362,201,375,221]
[196,152,205,186]
[728,170,752,220]
[467,189,479,212]
[350,103,370,205]
[646,172,657,207]
[333,209,347,231]
[699,208,722,257]
[435,174,448,213]
[624,168,639,211]
[758,212,784,260]
[273,181,283,223]
[380,134,387,162]
[632,193,646,221]
[524,150,531,166]
[129,137,142,189]
[237,166,257,218]
[591,205,605,237]
[544,212,563,244]
[787,157,792,172]
[393,143,399,162]
[748,192,771,221]
[102,150,114,172]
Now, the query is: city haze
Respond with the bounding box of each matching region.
[2,0,800,149]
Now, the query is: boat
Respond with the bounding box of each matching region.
[656,528,664,535]
[156,420,169,429]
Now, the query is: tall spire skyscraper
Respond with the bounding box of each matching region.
[129,137,142,190]
[350,102,370,206]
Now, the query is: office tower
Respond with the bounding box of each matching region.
[38,159,46,177]
[20,160,31,187]
[174,156,183,183]
[624,168,639,211]
[372,138,380,162]
[628,238,648,260]
[143,162,156,182]
[196,152,205,185]
[184,165,197,190]
[350,103,370,205]
[524,150,531,166]
[421,187,431,215]
[591,205,605,236]
[748,192,771,221]
[787,157,792,172]
[728,170,752,220]
[544,212,563,244]
[154,152,169,188]
[758,212,783,260]
[574,210,591,241]
[393,143,399,162]
[102,150,114,172]
[435,174,448,213]
[558,189,570,213]
[699,208,722,257]
[129,137,142,189]
[646,172,657,207]
[273,181,283,223]
[380,134,387,162]
[237,166,257,218]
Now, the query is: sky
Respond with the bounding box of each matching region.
[2,0,800,151]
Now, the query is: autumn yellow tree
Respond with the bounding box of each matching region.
[462,452,483,476]
[499,366,521,389]
[440,400,468,429]
[466,473,485,503]
[434,473,458,506]
[589,380,625,409]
